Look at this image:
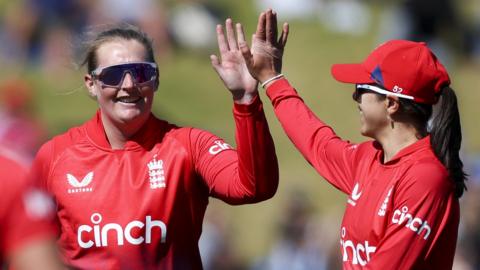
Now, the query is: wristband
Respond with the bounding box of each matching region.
[261,74,284,88]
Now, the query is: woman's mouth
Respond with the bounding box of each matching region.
[115,96,142,104]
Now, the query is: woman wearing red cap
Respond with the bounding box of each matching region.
[236,10,466,269]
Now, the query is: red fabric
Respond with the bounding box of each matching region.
[266,78,459,270]
[331,40,450,104]
[0,155,56,263]
[29,95,278,269]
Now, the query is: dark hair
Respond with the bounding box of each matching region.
[429,87,467,198]
[77,23,156,73]
[381,88,467,198]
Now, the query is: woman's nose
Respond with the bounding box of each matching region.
[121,72,135,89]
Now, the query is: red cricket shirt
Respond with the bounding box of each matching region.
[266,78,459,270]
[30,96,278,269]
[0,152,56,264]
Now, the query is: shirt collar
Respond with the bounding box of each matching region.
[375,135,432,166]
[85,110,165,151]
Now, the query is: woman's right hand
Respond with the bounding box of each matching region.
[239,9,289,86]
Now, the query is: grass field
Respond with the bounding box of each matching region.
[2,1,479,264]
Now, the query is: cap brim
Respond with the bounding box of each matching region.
[331,63,374,84]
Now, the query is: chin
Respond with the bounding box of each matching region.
[116,108,149,124]
[360,127,374,139]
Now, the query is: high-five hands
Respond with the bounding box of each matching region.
[239,9,289,87]
[211,10,289,102]
[211,19,258,104]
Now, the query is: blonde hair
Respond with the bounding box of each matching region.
[76,23,156,73]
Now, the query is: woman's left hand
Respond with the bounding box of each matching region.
[211,18,258,104]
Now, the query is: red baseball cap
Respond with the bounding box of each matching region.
[331,40,450,104]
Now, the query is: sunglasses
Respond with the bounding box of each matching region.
[353,84,386,102]
[91,62,158,88]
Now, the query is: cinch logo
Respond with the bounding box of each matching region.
[340,227,376,266]
[208,140,232,155]
[77,213,167,249]
[391,206,431,240]
[67,172,94,193]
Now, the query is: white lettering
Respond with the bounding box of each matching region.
[392,209,401,223]
[146,216,167,243]
[101,223,124,246]
[356,243,366,266]
[125,221,144,245]
[391,206,431,240]
[208,140,231,155]
[78,225,93,248]
[340,227,377,266]
[418,221,431,240]
[409,217,423,232]
[393,85,403,93]
[77,213,167,248]
[365,241,376,262]
[91,213,102,247]
[342,239,357,264]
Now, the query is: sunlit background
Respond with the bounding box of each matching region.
[0,0,479,269]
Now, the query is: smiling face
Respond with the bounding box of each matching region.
[353,89,390,138]
[85,38,157,128]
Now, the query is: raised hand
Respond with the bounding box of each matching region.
[239,10,289,87]
[211,18,258,104]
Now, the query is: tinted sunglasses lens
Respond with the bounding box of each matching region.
[353,88,373,102]
[98,66,127,86]
[353,88,363,102]
[131,64,157,84]
[97,63,157,86]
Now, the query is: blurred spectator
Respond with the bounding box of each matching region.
[453,156,480,269]
[319,0,371,36]
[255,0,321,20]
[251,191,330,270]
[0,78,46,163]
[21,0,87,65]
[200,207,245,270]
[472,2,480,62]
[40,26,73,75]
[0,2,39,66]
[0,0,171,68]
[169,1,219,50]
[27,0,88,31]
[255,0,371,35]
[377,0,477,64]
[88,0,171,56]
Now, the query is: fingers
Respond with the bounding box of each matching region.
[265,9,281,46]
[279,22,289,48]
[265,9,273,44]
[225,18,238,50]
[236,23,247,47]
[239,37,254,70]
[216,24,229,54]
[271,10,278,43]
[210,54,221,73]
[256,12,266,41]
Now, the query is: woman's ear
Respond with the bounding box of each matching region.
[386,94,400,115]
[84,74,97,98]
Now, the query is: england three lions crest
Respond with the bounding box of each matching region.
[148,155,166,189]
